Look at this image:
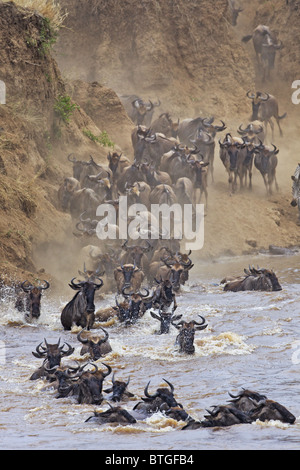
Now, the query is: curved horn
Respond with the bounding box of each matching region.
[32,341,47,358]
[69,278,82,289]
[94,277,104,289]
[257,91,270,101]
[122,286,134,298]
[246,90,256,100]
[60,342,74,356]
[77,328,88,344]
[98,326,109,344]
[67,153,77,163]
[21,281,34,292]
[101,362,112,378]
[163,378,174,393]
[139,288,150,297]
[194,315,206,326]
[40,280,50,290]
[144,380,157,399]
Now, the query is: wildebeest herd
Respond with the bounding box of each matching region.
[18,74,298,430]
[11,12,298,431]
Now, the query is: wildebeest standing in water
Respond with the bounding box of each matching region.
[172,315,208,354]
[61,277,104,330]
[222,266,282,292]
[15,280,50,321]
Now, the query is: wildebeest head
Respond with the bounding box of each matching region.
[247,90,270,121]
[142,379,181,409]
[247,266,282,291]
[75,362,112,405]
[172,315,208,354]
[161,258,193,292]
[228,0,243,26]
[69,277,104,328]
[77,327,112,361]
[249,399,296,424]
[113,295,131,325]
[32,338,74,369]
[150,308,182,334]
[114,263,143,292]
[107,151,123,174]
[121,240,152,268]
[67,153,95,181]
[121,286,150,323]
[227,389,267,412]
[21,280,50,318]
[85,403,137,425]
[219,134,245,171]
[201,404,252,427]
[103,373,134,402]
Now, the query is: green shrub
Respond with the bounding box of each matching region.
[54,95,79,123]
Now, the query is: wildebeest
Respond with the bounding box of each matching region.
[174,177,194,208]
[140,161,172,187]
[67,154,105,187]
[133,129,179,168]
[119,95,160,126]
[291,163,300,225]
[227,0,243,26]
[246,91,286,138]
[242,25,282,67]
[120,287,151,324]
[77,327,112,360]
[253,142,279,195]
[61,277,104,330]
[69,187,103,220]
[120,240,153,273]
[149,256,193,292]
[72,362,112,405]
[183,388,295,429]
[113,295,132,325]
[150,308,182,334]
[149,184,177,206]
[107,151,131,182]
[222,266,282,292]
[103,373,135,402]
[219,134,246,193]
[15,280,50,320]
[85,404,137,425]
[150,112,179,138]
[151,277,178,311]
[125,181,152,208]
[260,35,283,82]
[116,161,146,193]
[186,158,209,207]
[58,177,81,212]
[177,117,226,146]
[30,338,74,380]
[132,379,185,418]
[190,128,215,182]
[172,315,208,354]
[237,121,265,144]
[114,263,144,294]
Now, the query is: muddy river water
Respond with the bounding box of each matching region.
[0,252,299,450]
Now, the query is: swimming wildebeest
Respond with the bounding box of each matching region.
[222,266,282,292]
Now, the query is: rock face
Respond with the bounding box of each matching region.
[0,1,132,281]
[55,0,256,118]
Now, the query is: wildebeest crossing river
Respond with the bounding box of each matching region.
[0,252,299,450]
